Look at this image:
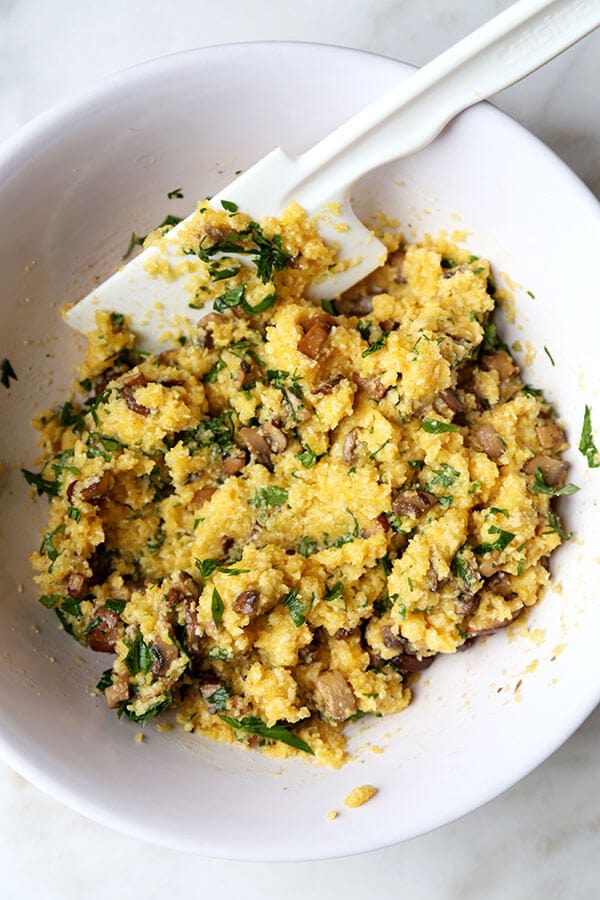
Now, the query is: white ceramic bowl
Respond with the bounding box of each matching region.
[0,43,599,861]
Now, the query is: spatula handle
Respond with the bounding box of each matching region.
[293,0,600,206]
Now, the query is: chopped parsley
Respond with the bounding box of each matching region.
[420,418,458,434]
[543,511,573,541]
[362,331,389,358]
[220,199,238,212]
[579,405,599,468]
[218,714,314,755]
[206,685,230,711]
[123,632,156,676]
[544,345,555,366]
[249,486,289,509]
[324,582,343,602]
[167,187,184,199]
[1,358,17,389]
[208,646,232,660]
[429,463,460,487]
[22,468,60,498]
[104,598,127,614]
[211,587,224,628]
[452,550,472,586]
[297,536,318,557]
[283,589,306,627]
[529,469,579,497]
[118,692,173,726]
[474,525,515,555]
[297,447,317,469]
[196,220,293,284]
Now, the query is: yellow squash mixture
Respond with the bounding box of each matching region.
[25,203,573,767]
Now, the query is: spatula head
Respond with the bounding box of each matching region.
[64,148,386,352]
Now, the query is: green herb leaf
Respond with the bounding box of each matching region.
[362,332,389,358]
[452,551,472,585]
[529,468,579,497]
[123,632,156,676]
[579,405,600,468]
[167,187,184,199]
[543,511,573,541]
[1,358,17,389]
[320,299,336,315]
[283,589,306,627]
[39,594,60,609]
[118,691,173,726]
[104,598,127,614]
[429,463,460,487]
[41,526,62,563]
[214,283,246,312]
[438,495,453,509]
[324,582,343,602]
[206,685,230,711]
[220,200,238,212]
[249,486,289,509]
[474,525,516,555]
[211,587,224,628]
[544,345,555,366]
[21,468,59,497]
[297,447,317,469]
[420,418,458,434]
[67,506,81,522]
[297,536,318,557]
[96,668,113,692]
[218,714,314,755]
[208,646,232,661]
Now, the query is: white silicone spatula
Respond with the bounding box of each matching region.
[66,0,600,352]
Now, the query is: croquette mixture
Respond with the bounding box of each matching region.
[25,203,573,767]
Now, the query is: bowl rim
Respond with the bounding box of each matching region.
[0,39,599,860]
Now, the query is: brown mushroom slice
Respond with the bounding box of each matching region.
[233,589,259,616]
[486,571,514,596]
[473,423,505,460]
[315,670,357,722]
[455,593,481,616]
[223,453,247,476]
[66,572,88,599]
[259,423,288,454]
[239,427,273,469]
[437,387,465,415]
[343,428,359,465]
[481,351,518,380]
[391,653,437,673]
[313,374,343,396]
[388,248,406,283]
[478,558,498,579]
[120,371,150,416]
[105,677,129,709]
[196,312,225,349]
[522,454,568,486]
[354,375,388,401]
[149,638,179,676]
[381,626,407,650]
[362,513,390,537]
[77,471,114,503]
[536,423,566,450]
[336,293,374,316]
[466,608,522,637]
[391,490,437,518]
[204,224,233,242]
[87,608,121,653]
[191,485,217,507]
[334,627,358,640]
[297,314,335,359]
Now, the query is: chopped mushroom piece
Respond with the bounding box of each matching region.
[486,571,516,597]
[149,638,179,676]
[391,653,436,673]
[191,485,217,507]
[120,372,150,416]
[66,572,88,599]
[473,423,505,460]
[223,453,247,476]
[71,471,113,504]
[354,375,388,401]
[313,374,343,396]
[388,248,406,283]
[536,423,566,450]
[258,423,288,454]
[522,454,568,485]
[455,593,480,616]
[233,589,259,616]
[391,490,437,518]
[381,625,406,650]
[481,351,517,380]
[87,608,121,653]
[239,427,273,469]
[316,670,357,721]
[466,608,522,636]
[105,677,129,709]
[297,314,335,359]
[343,428,359,465]
[362,513,390,537]
[336,294,374,316]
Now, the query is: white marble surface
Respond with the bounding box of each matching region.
[1,1,599,897]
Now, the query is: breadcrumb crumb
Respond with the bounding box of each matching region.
[344,784,378,808]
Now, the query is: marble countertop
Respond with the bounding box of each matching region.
[1,1,598,897]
